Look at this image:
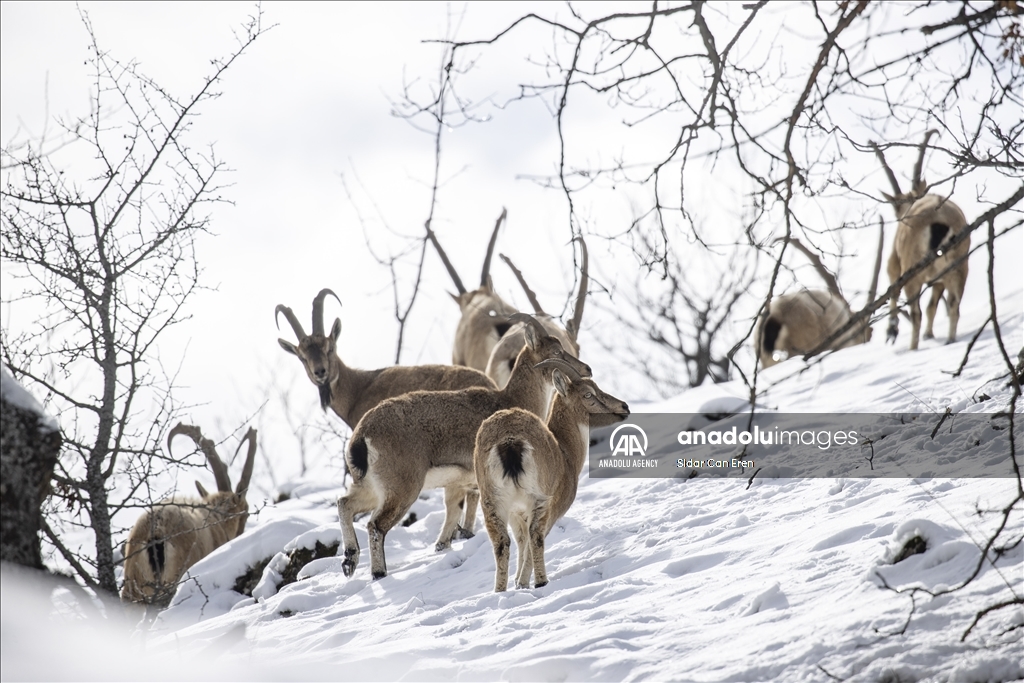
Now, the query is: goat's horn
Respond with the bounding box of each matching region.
[912,129,938,190]
[425,222,467,295]
[275,304,307,340]
[233,427,257,496]
[167,423,232,493]
[567,237,589,341]
[311,288,341,337]
[534,358,583,383]
[870,140,902,198]
[507,312,549,339]
[500,253,545,315]
[480,208,507,287]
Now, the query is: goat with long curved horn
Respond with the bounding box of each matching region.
[485,238,593,393]
[121,424,258,607]
[427,208,519,370]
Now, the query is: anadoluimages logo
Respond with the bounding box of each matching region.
[610,423,649,457]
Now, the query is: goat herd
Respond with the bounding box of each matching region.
[121,131,970,605]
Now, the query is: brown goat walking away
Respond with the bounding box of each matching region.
[475,359,629,592]
[874,130,970,350]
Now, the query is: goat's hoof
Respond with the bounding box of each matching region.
[342,548,358,577]
[923,331,935,340]
[454,526,475,540]
[515,582,528,590]
[434,540,451,552]
[534,579,548,589]
[371,570,387,580]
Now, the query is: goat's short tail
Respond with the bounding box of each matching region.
[146,541,166,576]
[762,317,782,353]
[496,438,526,487]
[349,437,369,478]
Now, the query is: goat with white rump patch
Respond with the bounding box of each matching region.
[121,424,256,606]
[338,314,591,580]
[873,130,970,350]
[475,359,629,591]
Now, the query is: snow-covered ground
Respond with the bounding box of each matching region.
[3,291,1022,682]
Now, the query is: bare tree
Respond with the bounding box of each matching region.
[0,9,267,595]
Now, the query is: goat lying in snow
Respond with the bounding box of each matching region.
[120,424,255,606]
[475,359,629,591]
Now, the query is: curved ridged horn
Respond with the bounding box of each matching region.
[275,304,306,340]
[774,236,845,305]
[566,237,589,341]
[233,427,257,496]
[480,208,507,288]
[167,423,231,493]
[425,222,468,295]
[865,217,885,310]
[311,288,342,336]
[870,140,902,198]
[534,357,584,383]
[507,312,549,339]
[500,253,545,314]
[911,129,938,190]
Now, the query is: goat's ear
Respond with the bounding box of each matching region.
[330,318,341,342]
[912,179,927,198]
[523,323,539,351]
[880,191,896,206]
[552,369,571,398]
[278,339,298,355]
[195,480,209,498]
[483,275,495,292]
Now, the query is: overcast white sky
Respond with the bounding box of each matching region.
[3,2,1021,490]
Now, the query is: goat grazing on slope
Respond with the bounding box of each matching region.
[121,424,256,606]
[485,237,588,389]
[426,208,519,371]
[873,130,970,350]
[338,314,592,580]
[475,359,629,592]
[756,230,883,368]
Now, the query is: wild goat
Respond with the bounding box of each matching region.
[338,314,591,580]
[277,289,494,534]
[276,288,494,427]
[475,359,629,592]
[757,230,883,368]
[121,424,256,606]
[485,237,588,389]
[427,208,519,370]
[873,130,970,350]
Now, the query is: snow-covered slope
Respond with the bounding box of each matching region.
[138,290,1023,682]
[3,292,1022,682]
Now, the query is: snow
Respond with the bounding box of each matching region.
[3,293,1022,682]
[0,365,58,432]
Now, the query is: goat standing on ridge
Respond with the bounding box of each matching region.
[475,359,629,592]
[873,130,970,350]
[121,424,256,606]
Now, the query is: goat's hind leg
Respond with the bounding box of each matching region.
[511,513,533,589]
[367,487,420,580]
[482,504,512,592]
[338,483,377,578]
[923,284,944,340]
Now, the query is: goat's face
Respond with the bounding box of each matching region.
[199,489,250,538]
[279,319,342,387]
[554,372,630,422]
